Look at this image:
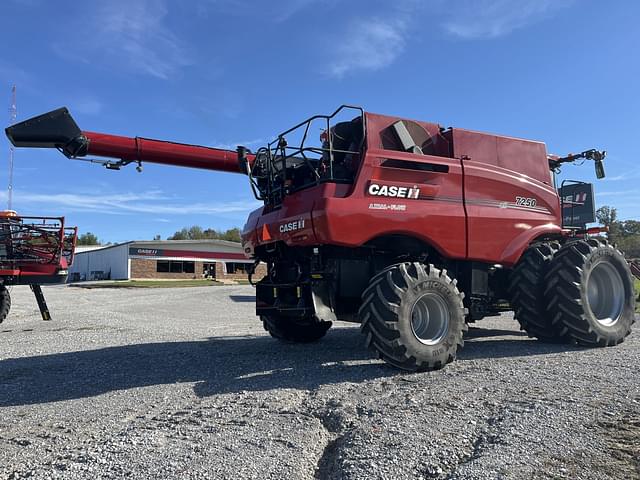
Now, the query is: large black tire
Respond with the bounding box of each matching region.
[545,238,635,346]
[358,262,467,372]
[262,315,332,343]
[508,241,570,342]
[0,285,10,324]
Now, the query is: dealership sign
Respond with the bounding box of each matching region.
[128,247,247,260]
[130,248,161,256]
[558,182,596,228]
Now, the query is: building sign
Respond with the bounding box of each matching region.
[559,182,596,228]
[129,248,162,256]
[128,247,247,260]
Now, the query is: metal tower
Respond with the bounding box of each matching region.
[8,85,16,210]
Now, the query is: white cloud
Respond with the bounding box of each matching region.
[327,18,407,78]
[72,97,103,116]
[9,0,42,5]
[272,0,324,22]
[2,189,260,217]
[0,62,35,93]
[55,0,192,80]
[596,190,637,197]
[210,138,264,151]
[603,170,640,182]
[320,0,573,76]
[199,0,323,22]
[442,0,573,39]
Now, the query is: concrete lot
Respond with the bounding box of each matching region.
[0,285,638,479]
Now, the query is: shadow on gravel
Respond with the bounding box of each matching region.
[459,338,581,361]
[460,326,581,360]
[0,327,392,407]
[0,326,580,407]
[465,326,527,338]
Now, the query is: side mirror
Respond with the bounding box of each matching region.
[595,159,605,179]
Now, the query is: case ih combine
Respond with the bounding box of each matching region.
[0,210,77,323]
[5,106,636,371]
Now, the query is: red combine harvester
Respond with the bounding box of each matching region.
[5,106,636,371]
[0,210,77,322]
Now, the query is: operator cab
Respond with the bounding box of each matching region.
[247,105,365,206]
[320,116,364,180]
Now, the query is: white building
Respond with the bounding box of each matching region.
[69,240,262,282]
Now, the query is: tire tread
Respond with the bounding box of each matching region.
[545,237,634,347]
[359,262,467,372]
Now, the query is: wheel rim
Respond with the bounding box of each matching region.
[586,261,625,327]
[410,292,450,345]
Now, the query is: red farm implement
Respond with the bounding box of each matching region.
[630,261,640,301]
[630,260,640,281]
[0,211,77,322]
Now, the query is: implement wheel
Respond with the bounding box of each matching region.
[545,238,635,346]
[509,241,570,343]
[358,263,467,372]
[262,315,332,343]
[0,285,10,324]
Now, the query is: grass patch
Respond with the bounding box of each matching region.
[72,279,225,289]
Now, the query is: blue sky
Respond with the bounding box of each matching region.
[1,0,638,242]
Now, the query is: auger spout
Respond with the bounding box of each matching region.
[5,107,253,174]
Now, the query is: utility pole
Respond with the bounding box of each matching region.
[8,85,17,211]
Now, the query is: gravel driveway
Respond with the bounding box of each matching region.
[0,284,638,479]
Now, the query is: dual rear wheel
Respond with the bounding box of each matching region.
[511,238,635,346]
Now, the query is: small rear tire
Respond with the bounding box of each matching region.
[0,285,10,324]
[545,238,635,346]
[262,315,332,343]
[358,262,467,372]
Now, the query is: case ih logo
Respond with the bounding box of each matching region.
[561,192,588,207]
[368,183,420,199]
[279,219,305,233]
[132,248,160,256]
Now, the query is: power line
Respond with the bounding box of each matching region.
[8,85,16,211]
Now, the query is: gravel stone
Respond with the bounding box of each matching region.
[0,284,638,479]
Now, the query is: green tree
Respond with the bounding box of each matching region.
[168,227,189,240]
[219,227,241,242]
[203,228,219,239]
[187,226,204,239]
[167,226,242,242]
[596,206,621,241]
[621,220,640,237]
[596,205,640,258]
[618,236,640,258]
[77,232,100,245]
[595,205,617,226]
